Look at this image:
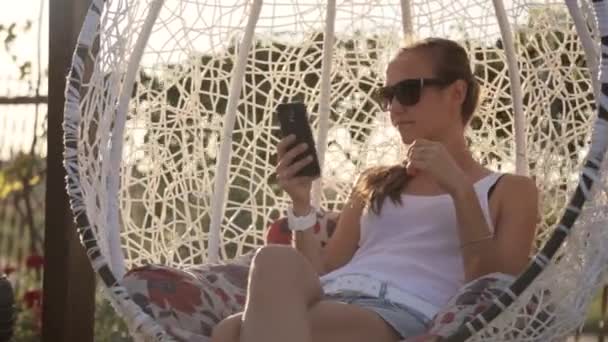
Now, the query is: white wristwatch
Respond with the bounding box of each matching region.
[287,206,317,231]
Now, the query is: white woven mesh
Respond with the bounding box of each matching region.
[75,0,607,339]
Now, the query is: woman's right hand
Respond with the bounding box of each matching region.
[276,134,316,211]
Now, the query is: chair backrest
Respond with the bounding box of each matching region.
[103,1,599,271]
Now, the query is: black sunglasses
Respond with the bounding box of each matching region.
[375,78,454,111]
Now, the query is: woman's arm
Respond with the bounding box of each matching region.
[292,180,365,276]
[291,202,325,275]
[452,174,539,282]
[316,193,365,275]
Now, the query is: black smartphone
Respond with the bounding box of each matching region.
[276,102,322,179]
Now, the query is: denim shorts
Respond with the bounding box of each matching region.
[323,289,431,339]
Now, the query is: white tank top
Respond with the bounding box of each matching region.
[319,172,503,312]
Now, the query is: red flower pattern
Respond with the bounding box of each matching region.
[234,294,246,306]
[137,267,203,315]
[214,287,229,303]
[440,312,455,324]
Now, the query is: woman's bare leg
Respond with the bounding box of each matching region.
[239,245,323,342]
[210,313,242,342]
[210,245,409,342]
[211,299,405,342]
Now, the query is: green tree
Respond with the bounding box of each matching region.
[0,21,33,80]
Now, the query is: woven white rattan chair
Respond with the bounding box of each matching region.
[62,0,608,340]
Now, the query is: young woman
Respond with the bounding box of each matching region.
[210,37,539,342]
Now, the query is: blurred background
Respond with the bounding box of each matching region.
[0,0,48,339]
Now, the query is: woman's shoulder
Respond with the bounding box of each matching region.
[494,172,536,187]
[492,172,538,203]
[489,172,541,231]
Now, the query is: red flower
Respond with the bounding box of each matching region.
[24,289,42,309]
[3,266,16,275]
[266,219,292,244]
[440,312,455,324]
[26,255,44,270]
[235,294,246,306]
[214,287,229,303]
[313,222,321,234]
[139,268,203,315]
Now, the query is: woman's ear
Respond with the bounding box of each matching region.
[451,79,468,107]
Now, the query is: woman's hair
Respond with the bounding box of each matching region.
[353,38,480,215]
[351,164,409,215]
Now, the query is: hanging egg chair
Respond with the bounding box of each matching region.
[63,0,608,340]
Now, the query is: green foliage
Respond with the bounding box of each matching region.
[12,311,40,342]
[0,20,33,80]
[0,153,43,199]
[94,290,133,342]
[8,260,43,341]
[579,285,607,335]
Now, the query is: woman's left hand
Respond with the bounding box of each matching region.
[406,139,470,196]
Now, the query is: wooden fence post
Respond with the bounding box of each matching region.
[43,0,95,341]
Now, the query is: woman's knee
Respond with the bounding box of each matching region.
[210,313,242,342]
[248,245,322,301]
[251,245,309,279]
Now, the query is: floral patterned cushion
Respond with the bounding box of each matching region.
[123,254,253,341]
[405,272,555,342]
[404,273,516,341]
[122,208,338,341]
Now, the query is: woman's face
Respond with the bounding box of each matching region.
[384,50,463,145]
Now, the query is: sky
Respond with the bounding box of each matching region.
[0,0,48,96]
[0,0,48,160]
